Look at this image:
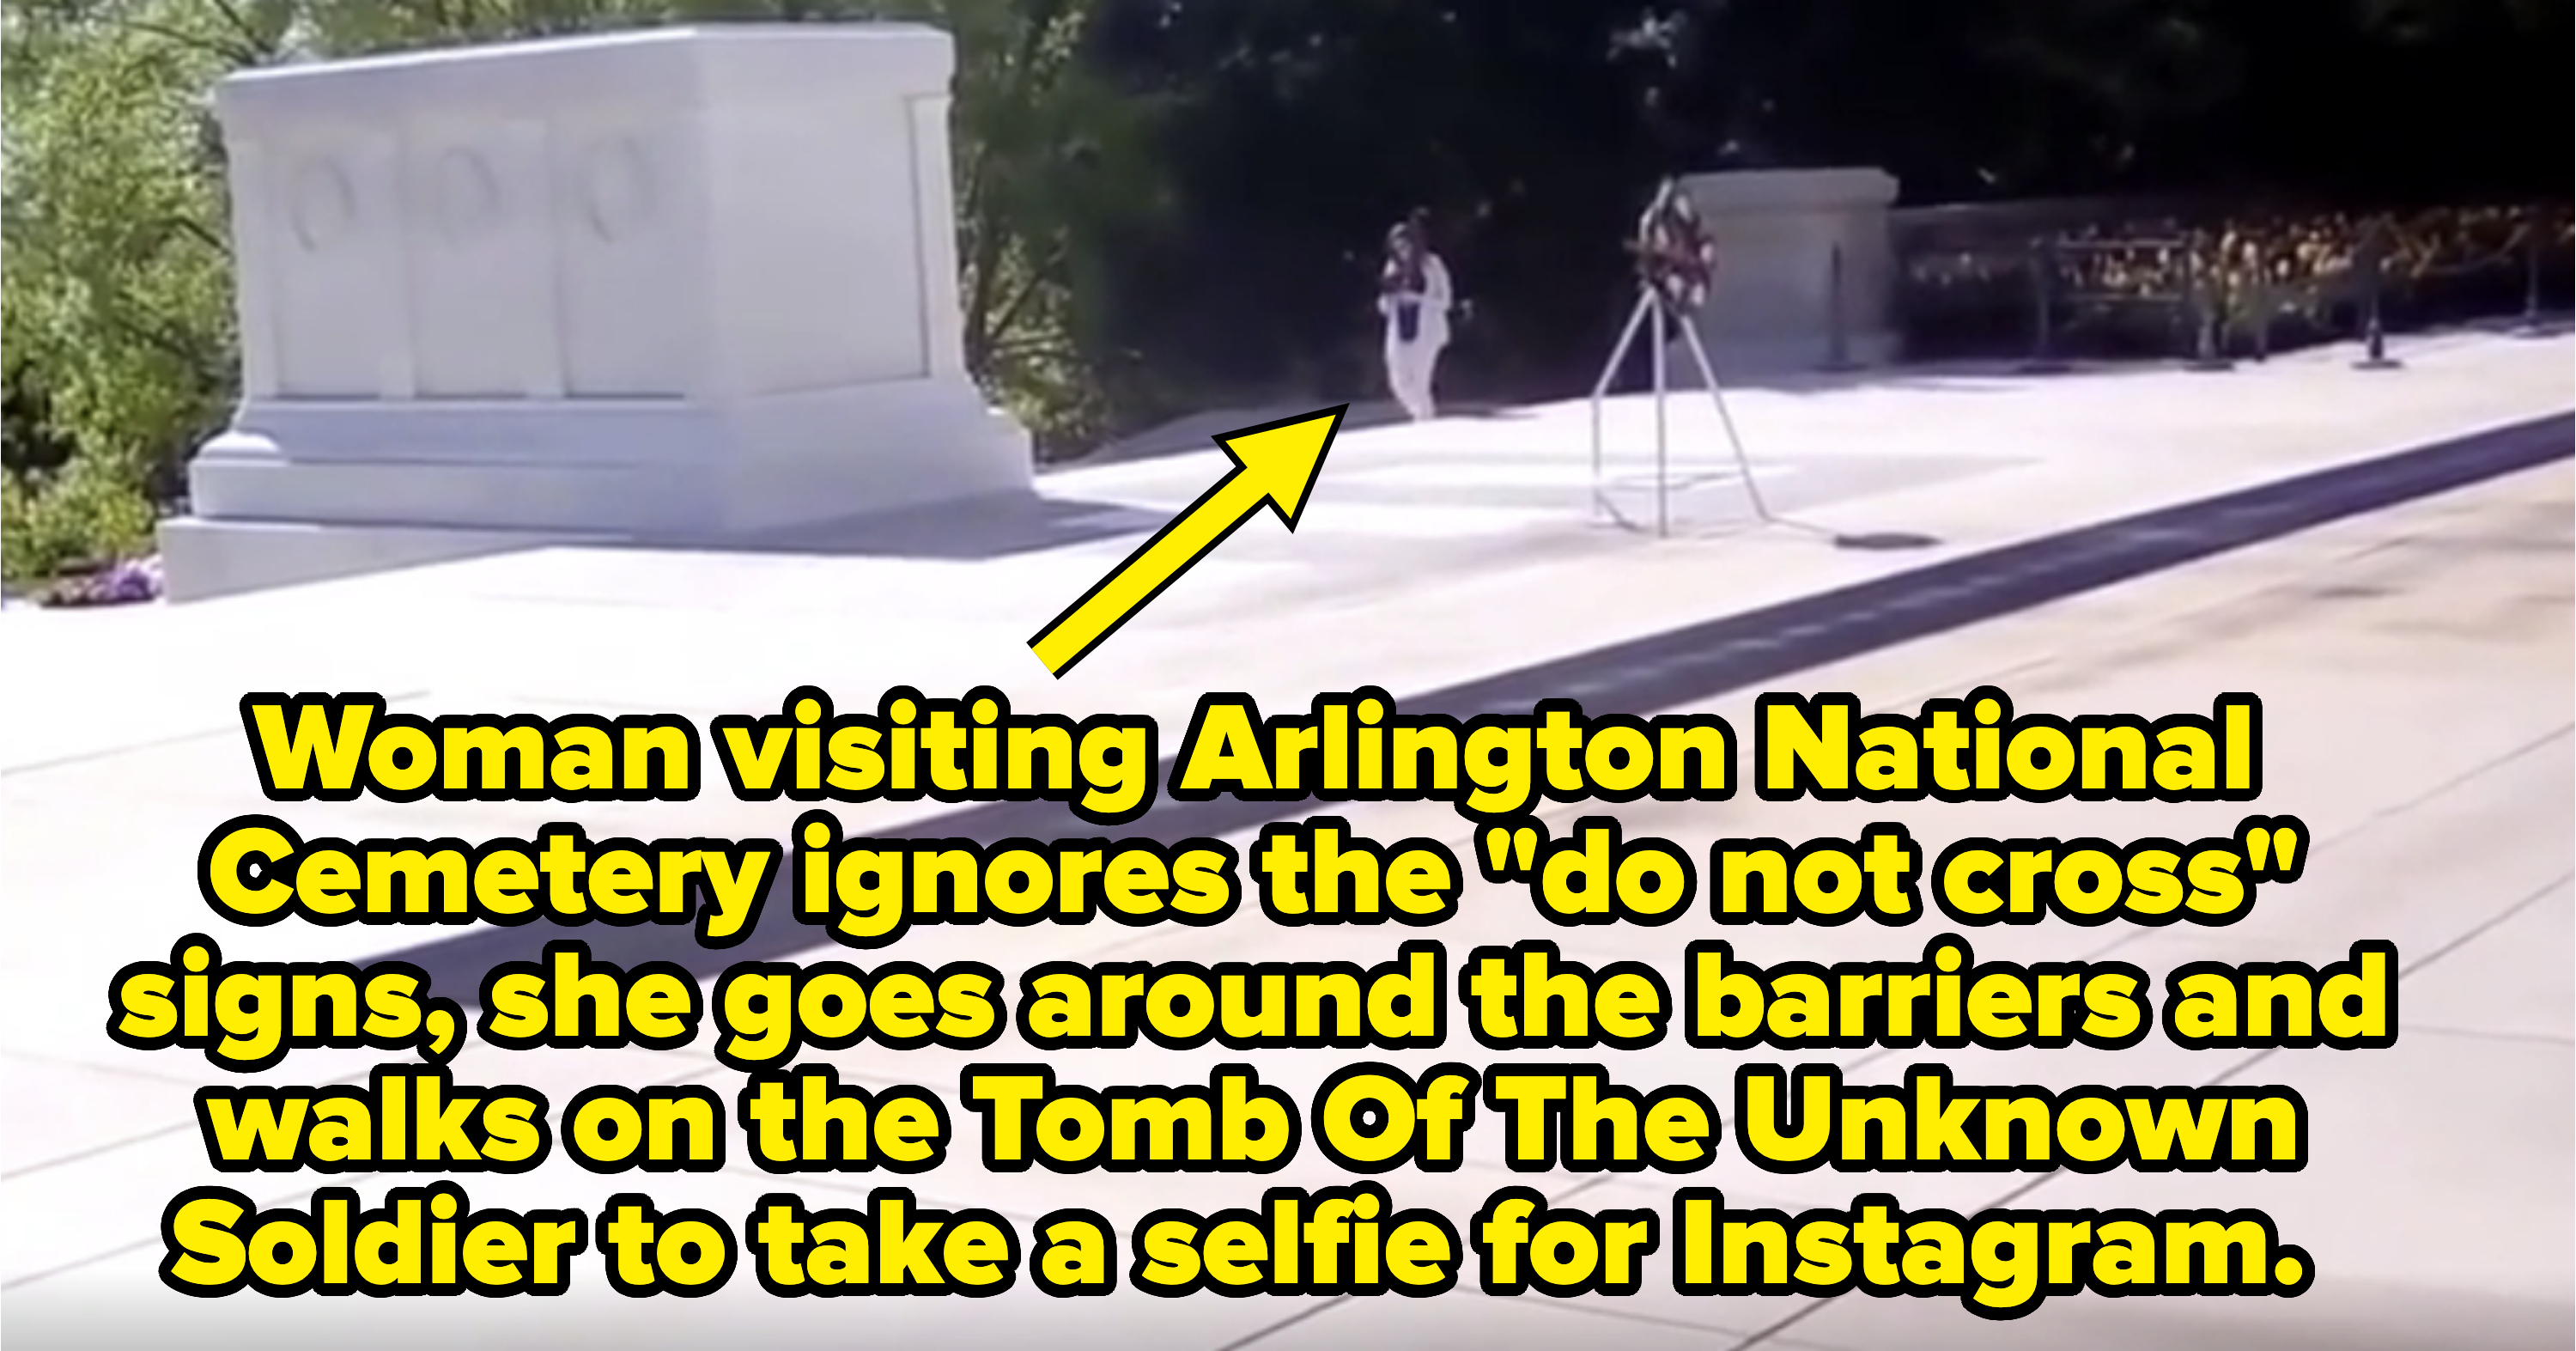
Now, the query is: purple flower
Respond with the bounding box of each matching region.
[46,554,162,606]
[98,556,163,602]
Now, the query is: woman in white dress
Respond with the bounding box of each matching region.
[1377,215,1455,422]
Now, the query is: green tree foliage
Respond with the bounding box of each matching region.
[2,0,255,580]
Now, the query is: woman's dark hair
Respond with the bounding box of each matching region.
[1383,220,1427,292]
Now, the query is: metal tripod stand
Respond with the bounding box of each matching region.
[1585,280,1777,539]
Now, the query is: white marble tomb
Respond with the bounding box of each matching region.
[159,24,1034,600]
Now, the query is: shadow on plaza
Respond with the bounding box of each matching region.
[693,490,1173,561]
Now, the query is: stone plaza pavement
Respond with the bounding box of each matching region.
[3,328,2570,1348]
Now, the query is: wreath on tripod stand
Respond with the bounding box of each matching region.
[1585,178,1939,553]
[1631,180,1718,316]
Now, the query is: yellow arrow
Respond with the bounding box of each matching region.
[1031,405,1349,677]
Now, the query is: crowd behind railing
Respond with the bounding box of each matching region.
[1895,202,2575,364]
